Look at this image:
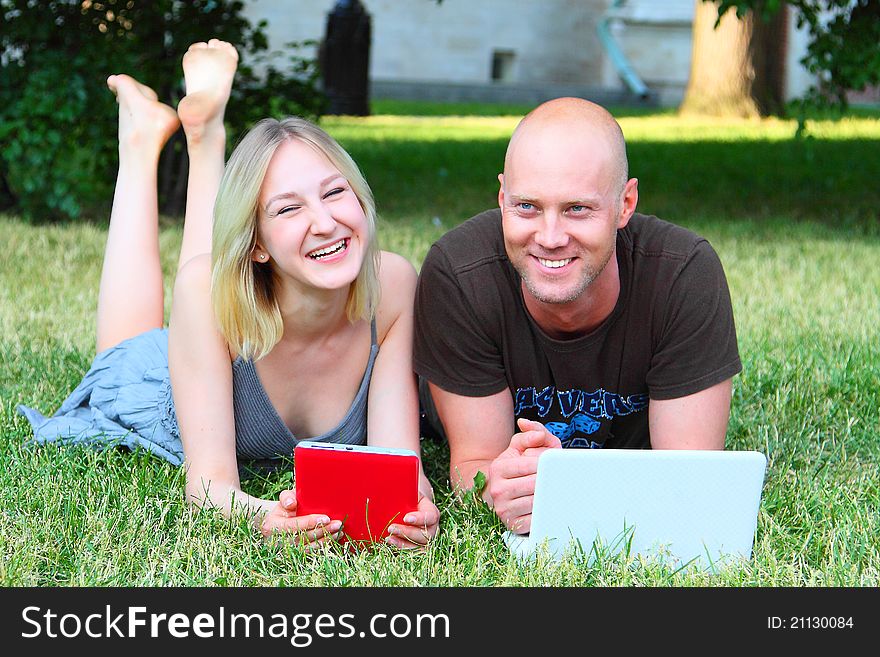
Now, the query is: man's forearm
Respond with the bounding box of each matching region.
[449,458,494,504]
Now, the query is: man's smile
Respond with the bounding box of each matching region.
[535,256,574,269]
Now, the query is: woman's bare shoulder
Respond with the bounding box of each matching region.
[378,250,417,285]
[375,251,417,341]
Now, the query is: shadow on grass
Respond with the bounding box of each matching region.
[370,99,676,119]
[17,127,880,242]
[341,135,880,239]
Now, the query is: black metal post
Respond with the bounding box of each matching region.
[320,0,372,115]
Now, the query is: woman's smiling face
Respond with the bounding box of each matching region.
[255,138,369,294]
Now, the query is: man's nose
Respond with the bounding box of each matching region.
[534,213,568,250]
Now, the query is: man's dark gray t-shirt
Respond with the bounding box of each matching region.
[414,209,741,449]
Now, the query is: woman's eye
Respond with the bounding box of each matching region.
[277,205,299,215]
[324,187,345,199]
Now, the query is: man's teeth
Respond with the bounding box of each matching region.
[538,257,572,269]
[308,239,347,259]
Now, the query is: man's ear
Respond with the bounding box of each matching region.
[497,173,505,209]
[617,178,639,229]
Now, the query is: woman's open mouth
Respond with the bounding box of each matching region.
[307,238,349,261]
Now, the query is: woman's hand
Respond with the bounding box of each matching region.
[260,489,344,549]
[385,491,440,549]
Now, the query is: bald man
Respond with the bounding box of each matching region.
[414,98,741,534]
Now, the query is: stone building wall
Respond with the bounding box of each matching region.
[244,0,816,106]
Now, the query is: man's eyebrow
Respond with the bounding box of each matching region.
[507,194,539,204]
[566,197,600,206]
[507,194,601,206]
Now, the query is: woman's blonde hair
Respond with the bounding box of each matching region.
[211,117,380,360]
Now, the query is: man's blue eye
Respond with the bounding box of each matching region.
[519,203,533,210]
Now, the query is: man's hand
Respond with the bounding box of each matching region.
[486,418,562,534]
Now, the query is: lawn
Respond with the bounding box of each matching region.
[1,103,878,587]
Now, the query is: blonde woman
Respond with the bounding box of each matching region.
[19,40,439,548]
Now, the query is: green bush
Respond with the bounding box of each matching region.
[0,0,325,221]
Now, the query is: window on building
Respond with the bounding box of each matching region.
[491,50,516,83]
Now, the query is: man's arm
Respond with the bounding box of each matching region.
[429,383,560,534]
[648,378,733,449]
[429,383,515,498]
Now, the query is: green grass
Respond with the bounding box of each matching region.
[371,98,538,117]
[1,107,879,586]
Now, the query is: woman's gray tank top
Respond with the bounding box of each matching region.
[231,319,378,462]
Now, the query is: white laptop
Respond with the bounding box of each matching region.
[504,449,767,570]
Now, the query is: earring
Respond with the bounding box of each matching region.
[259,254,266,261]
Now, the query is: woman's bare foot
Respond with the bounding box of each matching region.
[177,39,239,146]
[107,74,180,158]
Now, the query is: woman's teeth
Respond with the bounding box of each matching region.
[308,239,347,260]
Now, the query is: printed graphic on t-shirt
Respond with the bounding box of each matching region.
[514,385,649,449]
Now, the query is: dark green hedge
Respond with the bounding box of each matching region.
[0,0,325,221]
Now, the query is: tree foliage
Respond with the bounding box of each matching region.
[0,0,325,221]
[712,0,880,110]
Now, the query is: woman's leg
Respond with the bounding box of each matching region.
[176,39,239,272]
[96,75,180,353]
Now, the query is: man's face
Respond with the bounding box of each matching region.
[500,128,631,307]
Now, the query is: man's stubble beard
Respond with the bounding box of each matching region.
[517,244,615,305]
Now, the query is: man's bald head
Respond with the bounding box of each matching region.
[504,97,629,198]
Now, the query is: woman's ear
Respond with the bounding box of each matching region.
[251,244,270,263]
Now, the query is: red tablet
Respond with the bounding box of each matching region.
[293,441,420,544]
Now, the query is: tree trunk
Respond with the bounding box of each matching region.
[680,0,787,117]
[751,3,788,116]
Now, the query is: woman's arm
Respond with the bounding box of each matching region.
[168,254,341,542]
[367,251,440,547]
[168,255,246,511]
